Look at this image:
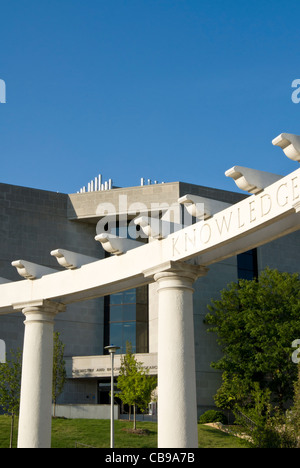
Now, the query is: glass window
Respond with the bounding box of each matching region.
[109,305,123,322]
[104,285,149,355]
[103,221,148,354]
[123,289,136,304]
[110,289,136,305]
[237,249,258,280]
[136,321,148,354]
[122,304,136,322]
[123,323,136,353]
[110,322,137,354]
[110,293,124,305]
[110,323,123,348]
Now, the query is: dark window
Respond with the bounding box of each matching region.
[104,286,149,354]
[103,221,149,354]
[237,249,258,280]
[98,379,114,404]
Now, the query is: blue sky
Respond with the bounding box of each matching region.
[0,0,300,194]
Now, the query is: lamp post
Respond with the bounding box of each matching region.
[105,345,120,448]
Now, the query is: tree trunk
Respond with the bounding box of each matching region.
[10,413,14,449]
[133,404,136,430]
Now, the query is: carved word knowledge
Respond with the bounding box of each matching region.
[95,169,300,263]
[170,170,300,259]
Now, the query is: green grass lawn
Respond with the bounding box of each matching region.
[0,415,249,449]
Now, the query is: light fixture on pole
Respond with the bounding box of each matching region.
[105,344,120,448]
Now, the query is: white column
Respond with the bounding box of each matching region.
[154,262,208,448]
[15,300,65,449]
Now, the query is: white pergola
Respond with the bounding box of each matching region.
[0,133,299,448]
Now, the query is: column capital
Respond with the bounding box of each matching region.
[144,260,208,283]
[13,299,66,321]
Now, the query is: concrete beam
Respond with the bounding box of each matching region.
[0,167,298,314]
[11,260,56,280]
[225,166,282,194]
[134,216,182,239]
[51,249,98,270]
[178,194,230,219]
[272,133,300,162]
[95,233,141,255]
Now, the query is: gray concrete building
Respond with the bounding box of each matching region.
[0,178,299,416]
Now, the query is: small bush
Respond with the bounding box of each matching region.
[199,410,228,425]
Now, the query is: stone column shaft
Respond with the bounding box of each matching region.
[154,262,208,448]
[15,300,65,449]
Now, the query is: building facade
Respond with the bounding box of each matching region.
[0,178,299,416]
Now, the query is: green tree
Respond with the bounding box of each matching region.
[52,332,66,417]
[288,362,300,443]
[117,343,157,430]
[0,349,22,448]
[0,333,66,447]
[205,268,300,411]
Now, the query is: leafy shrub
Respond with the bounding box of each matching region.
[199,410,228,425]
